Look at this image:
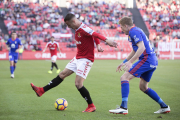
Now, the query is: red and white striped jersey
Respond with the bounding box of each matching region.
[46,41,59,57]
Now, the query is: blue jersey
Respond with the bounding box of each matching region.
[6,38,22,54]
[128,27,155,59]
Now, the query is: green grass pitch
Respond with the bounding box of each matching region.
[0,60,180,120]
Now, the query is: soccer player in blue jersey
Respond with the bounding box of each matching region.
[109,17,170,114]
[6,32,22,78]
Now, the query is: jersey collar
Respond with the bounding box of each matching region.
[129,26,136,35]
[75,23,83,31]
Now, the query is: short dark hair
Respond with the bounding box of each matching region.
[51,36,54,38]
[64,13,75,22]
[11,31,17,34]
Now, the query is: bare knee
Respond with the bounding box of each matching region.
[59,71,66,79]
[139,83,148,92]
[75,82,83,89]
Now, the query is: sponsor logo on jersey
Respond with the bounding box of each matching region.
[128,36,131,42]
[134,35,139,42]
[75,40,81,44]
[11,44,15,48]
[150,64,157,68]
[83,25,87,28]
[77,33,81,37]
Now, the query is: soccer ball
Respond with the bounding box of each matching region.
[54,98,68,111]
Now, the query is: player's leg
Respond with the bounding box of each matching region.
[109,72,134,114]
[9,54,15,78]
[52,55,60,73]
[75,58,95,112]
[31,57,77,97]
[75,75,96,112]
[140,69,170,113]
[13,54,18,72]
[10,61,14,78]
[31,68,74,97]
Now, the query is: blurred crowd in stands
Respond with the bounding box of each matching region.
[0,1,72,51]
[137,0,180,40]
[68,1,132,36]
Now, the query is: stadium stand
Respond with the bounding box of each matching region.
[137,0,180,41]
[0,1,133,52]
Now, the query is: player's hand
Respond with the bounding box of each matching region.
[42,50,45,53]
[105,39,118,48]
[59,52,61,56]
[123,61,132,72]
[7,47,10,51]
[116,62,125,72]
[15,49,19,53]
[97,44,104,52]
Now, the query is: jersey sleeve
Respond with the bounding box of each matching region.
[56,42,60,48]
[45,43,49,48]
[6,39,10,45]
[81,25,107,41]
[130,30,143,44]
[18,39,22,45]
[93,37,100,45]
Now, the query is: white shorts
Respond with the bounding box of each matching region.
[51,55,57,62]
[65,57,93,79]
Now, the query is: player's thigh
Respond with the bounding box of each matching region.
[128,59,153,80]
[51,55,57,62]
[65,57,77,73]
[59,68,74,79]
[14,54,19,64]
[121,71,135,81]
[9,54,14,66]
[76,58,93,80]
[75,75,85,89]
[140,68,156,82]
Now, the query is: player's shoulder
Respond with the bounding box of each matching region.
[78,23,94,35]
[129,27,142,36]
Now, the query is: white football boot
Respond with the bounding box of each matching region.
[11,74,14,78]
[109,106,128,115]
[154,106,170,114]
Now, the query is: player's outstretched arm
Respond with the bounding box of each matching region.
[123,41,145,72]
[105,39,118,48]
[129,41,145,63]
[94,37,104,52]
[6,44,10,51]
[42,45,47,53]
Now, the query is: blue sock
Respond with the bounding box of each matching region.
[145,88,168,108]
[10,66,14,74]
[120,81,129,109]
[14,66,16,72]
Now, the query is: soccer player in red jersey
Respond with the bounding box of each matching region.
[30,13,117,112]
[42,36,61,74]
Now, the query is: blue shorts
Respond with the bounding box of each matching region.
[129,55,158,82]
[9,53,19,63]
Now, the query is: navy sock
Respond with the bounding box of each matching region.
[144,88,168,108]
[120,81,129,109]
[10,66,14,74]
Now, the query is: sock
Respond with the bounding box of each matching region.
[78,86,93,105]
[144,88,168,108]
[14,66,16,72]
[51,62,54,71]
[120,80,129,109]
[54,63,58,69]
[10,66,14,74]
[43,75,63,92]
